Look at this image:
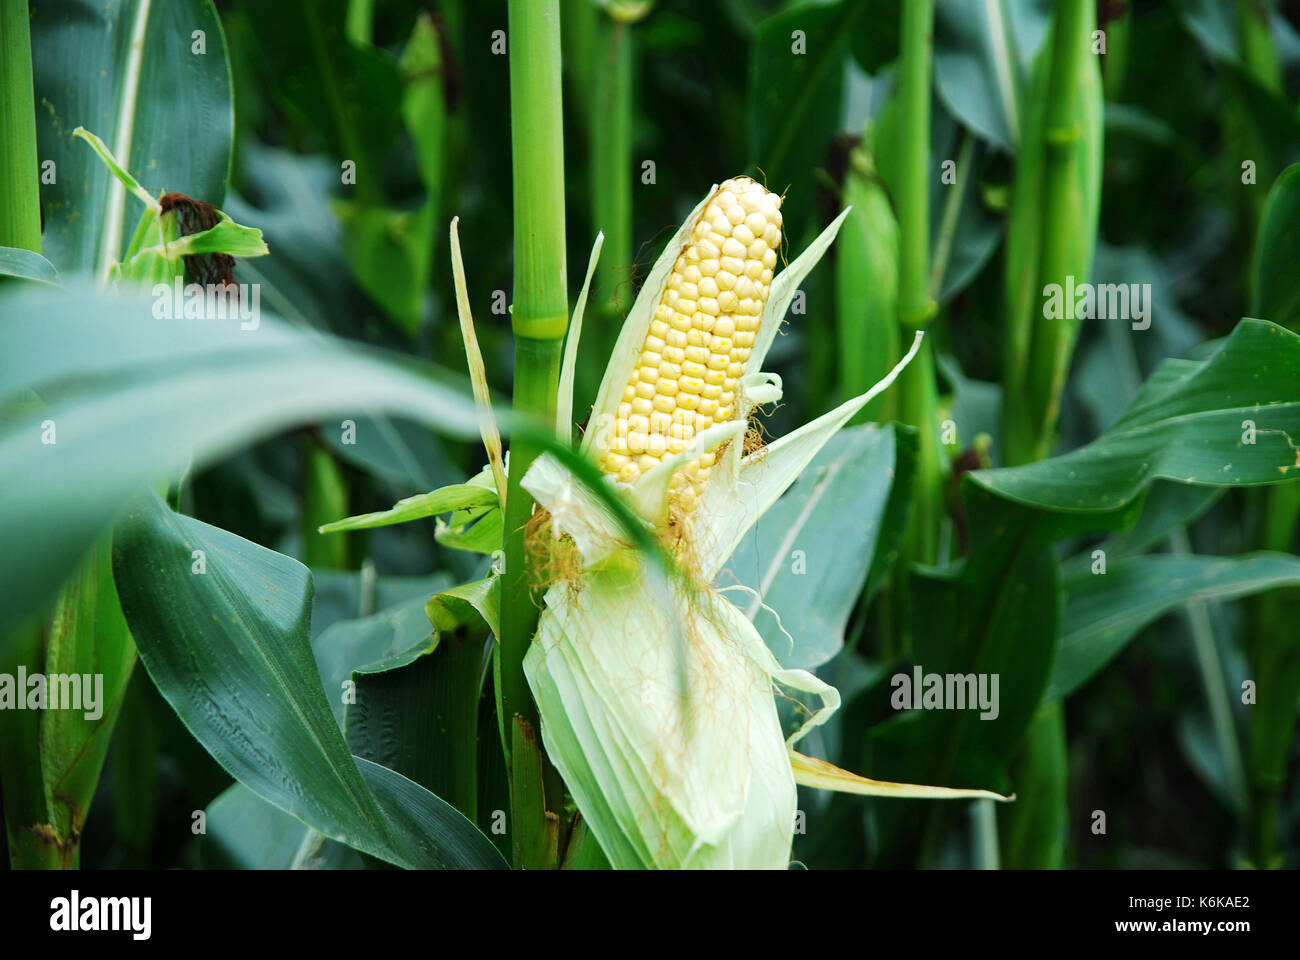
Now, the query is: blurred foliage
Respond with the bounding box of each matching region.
[6,0,1299,870]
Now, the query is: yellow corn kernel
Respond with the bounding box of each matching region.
[599,176,783,501]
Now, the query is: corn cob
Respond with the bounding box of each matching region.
[599,177,782,509]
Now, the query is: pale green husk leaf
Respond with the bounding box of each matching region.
[525,556,813,868]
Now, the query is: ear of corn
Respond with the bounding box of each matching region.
[517,179,1006,870]
[597,176,782,510]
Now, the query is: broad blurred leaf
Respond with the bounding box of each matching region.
[309,571,449,639]
[31,0,233,275]
[1072,243,1205,437]
[224,145,354,335]
[937,353,1000,447]
[0,285,479,648]
[1177,0,1240,62]
[113,494,506,869]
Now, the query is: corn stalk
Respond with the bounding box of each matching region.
[589,5,637,335]
[0,0,40,254]
[1002,0,1097,467]
[893,0,940,654]
[499,0,569,859]
[992,0,1101,869]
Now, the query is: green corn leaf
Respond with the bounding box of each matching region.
[169,212,269,258]
[319,483,498,534]
[1050,552,1300,702]
[718,424,912,671]
[1060,481,1222,577]
[71,127,158,213]
[436,507,505,555]
[113,492,507,869]
[978,319,1300,509]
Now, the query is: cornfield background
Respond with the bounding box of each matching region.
[2,0,1300,875]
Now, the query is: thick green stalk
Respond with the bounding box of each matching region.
[1003,0,1095,466]
[896,0,934,334]
[992,3,1099,868]
[0,622,63,868]
[562,0,598,122]
[0,0,41,253]
[898,339,940,564]
[345,0,374,46]
[895,0,940,572]
[1022,0,1090,463]
[500,0,568,758]
[590,15,633,323]
[1248,483,1300,867]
